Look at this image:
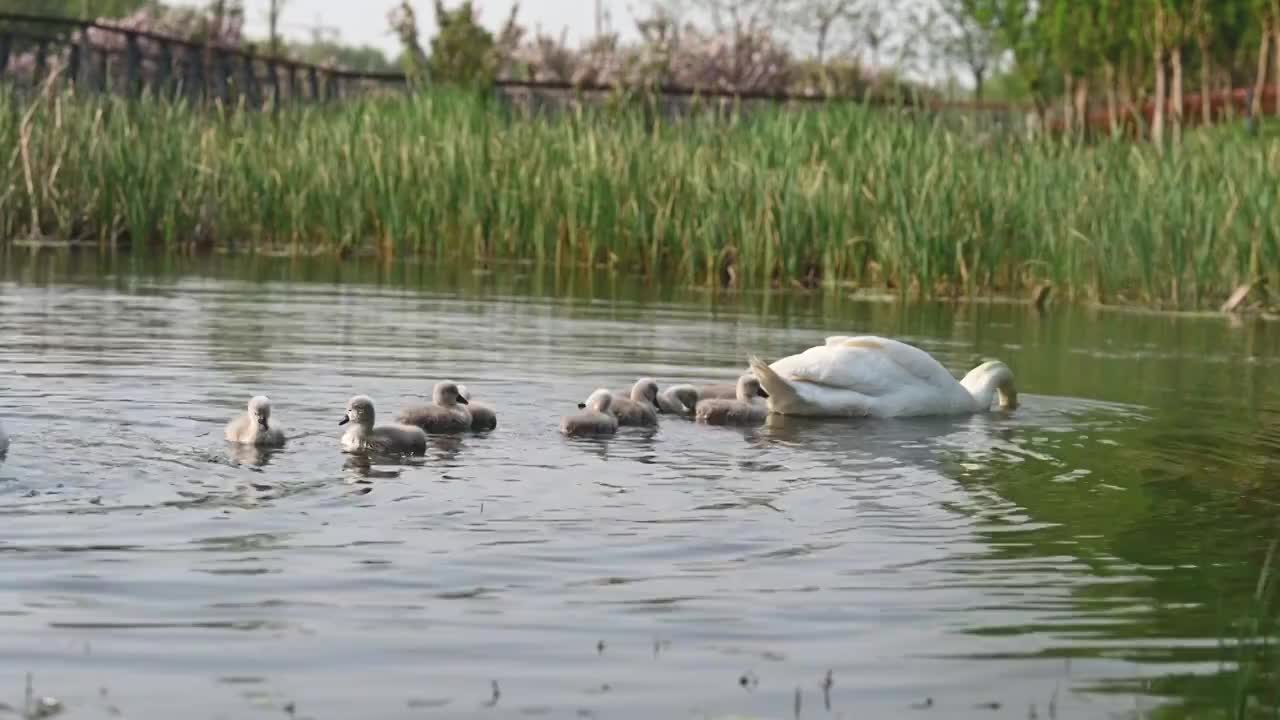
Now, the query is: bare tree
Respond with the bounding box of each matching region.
[267,0,288,55]
[788,0,862,62]
[927,0,1000,100]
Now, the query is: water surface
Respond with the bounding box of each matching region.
[1,255,1278,719]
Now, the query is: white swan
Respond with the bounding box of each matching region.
[747,335,1018,418]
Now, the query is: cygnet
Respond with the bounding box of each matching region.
[396,381,472,434]
[561,389,619,437]
[606,377,660,426]
[457,384,497,431]
[224,395,287,447]
[340,395,428,454]
[695,375,771,426]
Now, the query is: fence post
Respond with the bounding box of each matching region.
[308,66,320,102]
[68,33,82,87]
[157,39,174,98]
[217,47,232,104]
[266,58,280,110]
[287,63,299,103]
[188,44,204,103]
[242,53,260,108]
[96,46,109,93]
[125,32,141,98]
[34,39,47,86]
[0,33,11,79]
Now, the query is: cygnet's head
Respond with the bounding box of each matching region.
[577,388,614,413]
[247,395,272,429]
[433,381,469,406]
[664,384,700,411]
[340,395,375,426]
[456,384,473,402]
[737,374,769,400]
[631,377,661,409]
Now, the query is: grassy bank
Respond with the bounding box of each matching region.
[2,86,1278,308]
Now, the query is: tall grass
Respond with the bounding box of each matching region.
[2,85,1278,307]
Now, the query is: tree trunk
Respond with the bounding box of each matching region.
[1171,45,1184,143]
[1074,76,1089,138]
[1253,20,1271,118]
[1063,72,1074,135]
[1152,48,1166,145]
[1273,25,1280,114]
[1105,62,1119,137]
[974,68,985,102]
[1198,34,1212,125]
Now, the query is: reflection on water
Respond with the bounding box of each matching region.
[0,253,1278,719]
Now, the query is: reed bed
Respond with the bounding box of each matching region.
[2,86,1278,308]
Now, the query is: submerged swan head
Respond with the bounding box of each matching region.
[577,388,614,413]
[433,381,469,407]
[629,378,661,409]
[341,395,376,427]
[247,395,273,430]
[961,361,1018,411]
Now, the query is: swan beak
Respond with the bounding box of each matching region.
[338,415,350,426]
[577,402,587,409]
[757,389,770,399]
[456,396,469,405]
[258,418,269,430]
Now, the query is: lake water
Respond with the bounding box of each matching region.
[1,254,1278,720]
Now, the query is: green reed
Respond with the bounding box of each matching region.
[2,85,1278,307]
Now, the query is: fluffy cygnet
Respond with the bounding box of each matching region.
[561,389,620,437]
[396,381,472,434]
[224,395,286,447]
[695,375,771,426]
[657,384,700,415]
[696,374,771,402]
[606,377,660,427]
[457,384,497,431]
[340,395,428,454]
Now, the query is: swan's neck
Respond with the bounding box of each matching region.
[960,361,1018,411]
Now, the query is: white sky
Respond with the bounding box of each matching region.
[174,0,641,55]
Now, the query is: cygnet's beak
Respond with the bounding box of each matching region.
[758,389,770,398]
[456,395,469,405]
[577,402,587,409]
[257,417,269,430]
[338,414,350,426]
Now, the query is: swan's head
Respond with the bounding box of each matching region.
[630,377,661,410]
[963,361,1018,411]
[247,395,272,429]
[456,384,473,402]
[578,388,613,413]
[341,395,375,427]
[736,373,769,401]
[433,381,469,407]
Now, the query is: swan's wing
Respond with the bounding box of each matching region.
[770,337,958,399]
[832,336,958,386]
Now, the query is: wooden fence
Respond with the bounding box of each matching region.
[0,10,932,114]
[0,11,407,106]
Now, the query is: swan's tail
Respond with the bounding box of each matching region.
[748,355,799,410]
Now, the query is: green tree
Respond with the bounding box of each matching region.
[426,0,498,88]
